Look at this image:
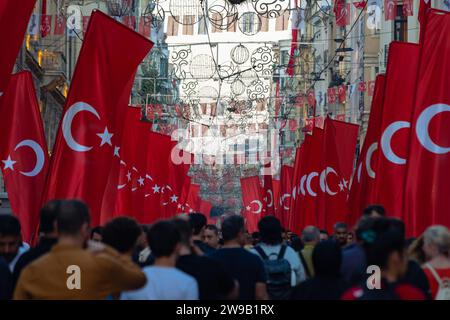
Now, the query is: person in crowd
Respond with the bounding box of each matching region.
[291,240,349,300]
[251,232,261,246]
[0,257,12,300]
[189,213,215,255]
[14,200,146,300]
[13,200,61,287]
[172,218,238,300]
[421,225,450,300]
[319,229,329,242]
[204,224,220,249]
[251,216,306,299]
[102,217,142,257]
[363,204,386,218]
[210,215,268,300]
[347,232,354,245]
[342,218,426,300]
[90,226,103,242]
[408,235,426,265]
[0,214,28,272]
[290,235,303,253]
[300,226,320,278]
[132,224,154,267]
[333,222,349,247]
[121,220,198,300]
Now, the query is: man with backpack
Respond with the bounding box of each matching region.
[251,216,307,299]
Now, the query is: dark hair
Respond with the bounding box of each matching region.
[221,215,244,242]
[102,217,141,254]
[290,236,304,252]
[363,205,386,217]
[90,226,103,239]
[320,229,329,235]
[147,221,180,257]
[258,216,283,245]
[56,200,90,235]
[39,200,62,234]
[0,214,21,237]
[333,222,348,230]
[205,224,218,235]
[188,213,207,236]
[172,218,193,246]
[313,240,342,276]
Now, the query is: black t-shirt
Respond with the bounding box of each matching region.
[0,258,12,300]
[176,254,235,300]
[291,276,349,300]
[193,240,216,256]
[210,248,266,300]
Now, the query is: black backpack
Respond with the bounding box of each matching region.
[254,245,292,300]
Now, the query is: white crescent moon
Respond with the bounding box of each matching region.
[416,104,450,154]
[300,175,307,196]
[62,102,100,152]
[14,140,45,177]
[266,189,273,207]
[280,193,291,210]
[319,167,338,196]
[249,200,263,214]
[381,121,410,165]
[306,172,318,197]
[117,161,127,190]
[292,186,297,200]
[357,162,362,184]
[365,142,378,179]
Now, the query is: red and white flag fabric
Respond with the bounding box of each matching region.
[54,15,66,36]
[44,11,153,226]
[0,0,36,99]
[278,165,294,228]
[240,176,264,233]
[338,85,347,103]
[335,0,351,26]
[287,0,304,76]
[403,0,414,16]
[384,0,397,21]
[0,72,49,243]
[404,9,450,235]
[374,42,419,224]
[348,75,385,226]
[262,165,275,216]
[353,1,367,9]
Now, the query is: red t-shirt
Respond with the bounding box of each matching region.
[423,266,450,299]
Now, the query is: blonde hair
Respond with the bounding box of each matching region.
[423,225,450,256]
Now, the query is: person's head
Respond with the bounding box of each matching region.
[251,231,261,245]
[188,213,207,238]
[333,222,348,246]
[290,235,303,252]
[363,205,386,218]
[172,218,193,248]
[258,215,283,245]
[281,228,288,242]
[407,235,426,264]
[135,224,151,251]
[361,218,408,280]
[319,229,329,242]
[347,232,354,244]
[56,200,91,245]
[221,215,246,246]
[147,220,181,259]
[423,225,450,260]
[301,226,320,245]
[39,200,63,238]
[313,240,342,277]
[102,217,142,255]
[0,214,22,263]
[90,226,103,242]
[204,224,220,249]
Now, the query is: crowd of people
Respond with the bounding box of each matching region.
[1,200,450,300]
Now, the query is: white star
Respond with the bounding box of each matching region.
[126,171,132,181]
[2,155,16,171]
[338,181,344,192]
[152,184,160,193]
[97,127,113,146]
[170,195,178,203]
[342,179,349,189]
[189,209,194,213]
[113,146,120,157]
[246,206,251,211]
[138,177,145,186]
[177,204,182,209]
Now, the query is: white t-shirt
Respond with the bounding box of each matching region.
[250,243,306,286]
[120,266,199,300]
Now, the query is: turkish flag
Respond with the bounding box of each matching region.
[317,118,359,232]
[123,16,136,30]
[54,15,66,36]
[44,11,153,226]
[0,72,49,243]
[348,75,385,226]
[335,1,350,26]
[240,176,264,233]
[262,169,275,217]
[198,199,213,218]
[40,14,52,38]
[82,16,90,36]
[307,90,316,107]
[358,81,367,92]
[0,0,36,98]
[403,0,414,16]
[328,87,337,104]
[184,183,200,213]
[374,43,419,226]
[338,85,347,103]
[418,1,432,28]
[404,9,450,235]
[278,165,294,228]
[353,1,367,9]
[288,145,306,233]
[384,0,397,21]
[368,80,376,96]
[139,16,151,38]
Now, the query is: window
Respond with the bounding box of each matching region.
[198,17,208,34]
[241,13,256,34]
[227,15,236,32]
[260,17,269,32]
[183,15,194,35]
[394,5,407,42]
[212,13,222,33]
[167,16,179,36]
[275,10,290,31]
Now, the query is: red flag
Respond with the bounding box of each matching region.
[240,176,264,233]
[278,165,294,228]
[336,114,346,122]
[307,89,316,107]
[357,81,367,92]
[338,85,347,103]
[384,0,397,20]
[368,80,376,96]
[404,9,450,235]
[0,72,49,243]
[40,14,52,38]
[403,0,413,16]
[44,11,153,226]
[418,1,431,28]
[374,43,419,227]
[353,1,367,9]
[54,15,66,35]
[317,118,359,232]
[82,16,90,35]
[262,167,275,216]
[139,16,151,38]
[328,87,337,104]
[0,0,36,98]
[335,1,350,26]
[123,15,136,30]
[348,75,385,226]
